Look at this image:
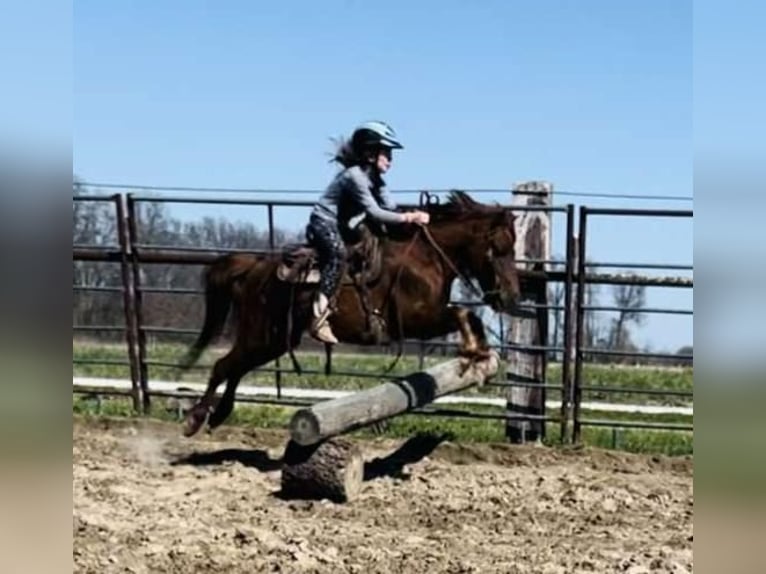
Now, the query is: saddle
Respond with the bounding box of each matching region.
[276,224,384,287]
[276,223,387,343]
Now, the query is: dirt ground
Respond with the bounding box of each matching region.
[73,417,693,574]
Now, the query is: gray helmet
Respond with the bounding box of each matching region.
[351,120,404,153]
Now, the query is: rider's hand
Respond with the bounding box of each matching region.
[404,210,430,225]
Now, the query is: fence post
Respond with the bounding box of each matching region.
[125,194,151,413]
[572,207,589,444]
[267,203,284,398]
[505,182,551,444]
[114,194,142,412]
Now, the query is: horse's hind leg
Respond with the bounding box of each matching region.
[183,348,248,437]
[207,344,287,431]
[206,370,246,430]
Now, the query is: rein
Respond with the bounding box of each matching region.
[419,225,484,300]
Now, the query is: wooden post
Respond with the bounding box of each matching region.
[505,182,552,443]
[289,353,500,446]
[281,437,365,503]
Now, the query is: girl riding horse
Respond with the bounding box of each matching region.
[305,121,430,344]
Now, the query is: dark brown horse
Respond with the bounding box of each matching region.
[180,190,521,437]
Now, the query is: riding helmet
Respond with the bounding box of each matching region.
[351,121,404,152]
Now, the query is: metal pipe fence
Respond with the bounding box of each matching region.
[73,191,693,445]
[571,205,693,443]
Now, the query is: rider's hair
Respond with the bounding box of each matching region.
[329,136,378,169]
[330,137,361,168]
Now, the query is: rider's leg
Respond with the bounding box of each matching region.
[307,215,346,344]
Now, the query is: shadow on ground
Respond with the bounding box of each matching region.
[169,430,454,481]
[170,449,283,472]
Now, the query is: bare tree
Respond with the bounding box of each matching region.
[546,255,566,360]
[73,181,304,335]
[608,281,646,351]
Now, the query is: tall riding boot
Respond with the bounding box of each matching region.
[309,292,339,344]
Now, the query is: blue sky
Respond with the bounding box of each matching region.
[73,0,692,351]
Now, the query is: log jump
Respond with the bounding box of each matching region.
[281,352,500,502]
[289,351,501,446]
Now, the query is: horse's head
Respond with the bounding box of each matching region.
[425,191,521,313]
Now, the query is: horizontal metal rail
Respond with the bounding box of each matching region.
[74,387,134,397]
[77,182,693,202]
[128,194,571,213]
[579,384,693,398]
[582,273,692,288]
[73,325,126,333]
[577,418,693,431]
[584,207,693,218]
[583,305,693,315]
[73,243,121,251]
[580,348,693,361]
[73,285,125,293]
[138,287,203,295]
[131,195,315,207]
[73,195,116,202]
[133,250,225,265]
[141,326,201,335]
[485,381,562,391]
[73,358,131,366]
[73,247,124,262]
[133,243,270,254]
[585,261,693,271]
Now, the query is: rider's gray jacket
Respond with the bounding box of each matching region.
[311,166,406,233]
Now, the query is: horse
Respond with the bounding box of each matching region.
[179,190,522,437]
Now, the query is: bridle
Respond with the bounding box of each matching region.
[417,191,505,302]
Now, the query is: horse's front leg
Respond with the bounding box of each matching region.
[443,306,491,360]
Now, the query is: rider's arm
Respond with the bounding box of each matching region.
[377,185,398,211]
[345,168,407,224]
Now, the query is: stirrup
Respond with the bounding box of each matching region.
[309,308,337,345]
[309,319,339,344]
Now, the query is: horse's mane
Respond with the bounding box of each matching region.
[383,190,508,243]
[423,190,506,223]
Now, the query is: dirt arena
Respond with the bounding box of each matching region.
[73,417,693,573]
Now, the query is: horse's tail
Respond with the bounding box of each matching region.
[178,254,258,371]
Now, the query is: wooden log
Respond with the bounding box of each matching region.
[506,182,551,443]
[289,352,500,446]
[280,437,364,503]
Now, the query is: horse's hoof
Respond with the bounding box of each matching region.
[182,405,209,437]
[208,398,235,430]
[456,348,492,377]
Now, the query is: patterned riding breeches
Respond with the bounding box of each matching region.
[306,213,347,299]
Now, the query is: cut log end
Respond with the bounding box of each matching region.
[280,437,364,503]
[290,409,321,446]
